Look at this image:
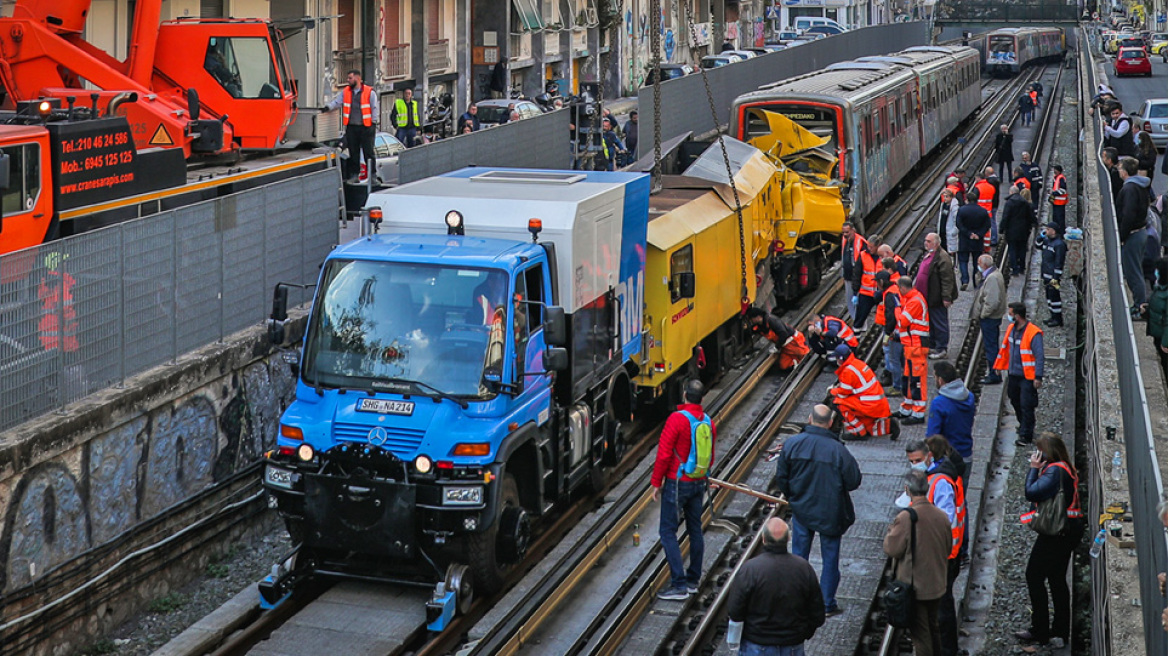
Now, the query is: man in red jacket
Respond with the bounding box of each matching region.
[651,379,716,600]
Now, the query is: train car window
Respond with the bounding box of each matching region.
[670,244,694,304]
[0,143,41,216]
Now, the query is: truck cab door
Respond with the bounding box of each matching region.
[512,263,550,395]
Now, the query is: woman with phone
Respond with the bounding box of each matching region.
[1015,433,1084,649]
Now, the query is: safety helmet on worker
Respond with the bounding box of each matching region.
[828,343,852,364]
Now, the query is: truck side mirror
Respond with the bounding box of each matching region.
[544,347,569,372]
[676,272,696,299]
[545,306,568,347]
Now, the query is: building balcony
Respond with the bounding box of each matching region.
[545,31,562,57]
[381,44,411,81]
[427,40,452,73]
[571,29,588,55]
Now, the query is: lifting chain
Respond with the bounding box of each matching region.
[678,1,750,310]
[649,0,663,186]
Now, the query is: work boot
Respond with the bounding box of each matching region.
[886,388,903,398]
[1044,316,1063,327]
[879,371,893,386]
[901,415,924,425]
[889,418,901,441]
[841,432,868,442]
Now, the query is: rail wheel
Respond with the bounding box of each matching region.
[466,474,527,595]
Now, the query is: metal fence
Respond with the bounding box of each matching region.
[1083,40,1168,655]
[636,21,931,147]
[0,168,342,432]
[397,110,572,184]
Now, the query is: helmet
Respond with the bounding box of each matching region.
[828,344,852,363]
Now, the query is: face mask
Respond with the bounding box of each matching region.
[910,461,929,472]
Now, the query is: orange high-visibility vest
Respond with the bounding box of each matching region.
[928,472,967,560]
[875,282,901,327]
[1020,461,1083,525]
[1013,176,1031,190]
[821,315,859,348]
[974,179,996,214]
[1051,173,1069,206]
[832,353,886,405]
[858,251,880,297]
[38,270,79,352]
[994,321,1043,379]
[342,85,375,127]
[897,289,929,347]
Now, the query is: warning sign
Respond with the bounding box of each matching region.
[149,124,174,146]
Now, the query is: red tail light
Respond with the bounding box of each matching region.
[799,264,809,288]
[359,162,368,181]
[1145,121,1153,133]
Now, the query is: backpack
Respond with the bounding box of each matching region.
[676,410,713,479]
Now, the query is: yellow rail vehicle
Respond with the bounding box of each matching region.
[635,116,844,398]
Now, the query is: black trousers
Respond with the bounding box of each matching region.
[938,557,960,656]
[910,597,942,656]
[1007,237,1030,274]
[1044,280,1062,319]
[343,124,377,179]
[1007,374,1038,441]
[1026,532,1077,641]
[855,293,877,328]
[1050,204,1066,232]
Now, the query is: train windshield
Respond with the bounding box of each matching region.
[738,104,839,176]
[303,260,510,399]
[988,36,1017,63]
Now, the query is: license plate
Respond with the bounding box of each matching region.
[357,398,416,415]
[265,466,295,489]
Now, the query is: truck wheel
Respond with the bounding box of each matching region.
[466,474,526,595]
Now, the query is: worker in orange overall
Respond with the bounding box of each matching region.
[746,307,810,372]
[827,344,898,441]
[895,276,930,424]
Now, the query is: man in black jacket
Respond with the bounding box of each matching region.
[999,185,1037,276]
[955,189,991,290]
[994,125,1014,180]
[1019,151,1043,210]
[726,518,825,654]
[1102,147,1123,205]
[1117,156,1152,317]
[773,404,862,616]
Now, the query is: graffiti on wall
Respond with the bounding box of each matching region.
[0,358,295,592]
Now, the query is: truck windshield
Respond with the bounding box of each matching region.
[303,260,510,398]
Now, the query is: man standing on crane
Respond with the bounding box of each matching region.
[322,69,380,183]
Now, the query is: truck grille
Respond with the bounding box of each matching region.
[334,423,427,458]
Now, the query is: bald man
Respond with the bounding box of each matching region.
[773,404,862,616]
[726,518,825,654]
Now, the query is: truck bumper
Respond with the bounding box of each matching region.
[302,473,419,558]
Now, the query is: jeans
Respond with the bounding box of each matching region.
[1007,374,1039,441]
[741,641,805,656]
[957,251,976,285]
[1026,532,1078,641]
[1022,108,1034,125]
[659,478,705,590]
[979,318,1001,377]
[342,124,377,179]
[884,339,905,388]
[1121,228,1149,307]
[931,304,950,351]
[395,126,419,148]
[791,515,842,610]
[844,280,857,320]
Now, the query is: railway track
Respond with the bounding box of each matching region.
[172,60,1051,656]
[447,66,1051,656]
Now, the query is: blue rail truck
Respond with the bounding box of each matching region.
[260,168,651,627]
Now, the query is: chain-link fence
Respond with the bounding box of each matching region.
[0,168,342,432]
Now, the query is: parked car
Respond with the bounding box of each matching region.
[761,44,787,52]
[722,49,757,60]
[804,24,845,36]
[354,131,405,186]
[774,29,800,42]
[1151,32,1168,54]
[643,63,693,85]
[700,55,738,69]
[1132,98,1168,148]
[474,99,543,126]
[792,16,844,32]
[1115,46,1153,76]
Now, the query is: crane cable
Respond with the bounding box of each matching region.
[649,0,751,311]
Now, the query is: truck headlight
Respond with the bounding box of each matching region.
[443,486,483,506]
